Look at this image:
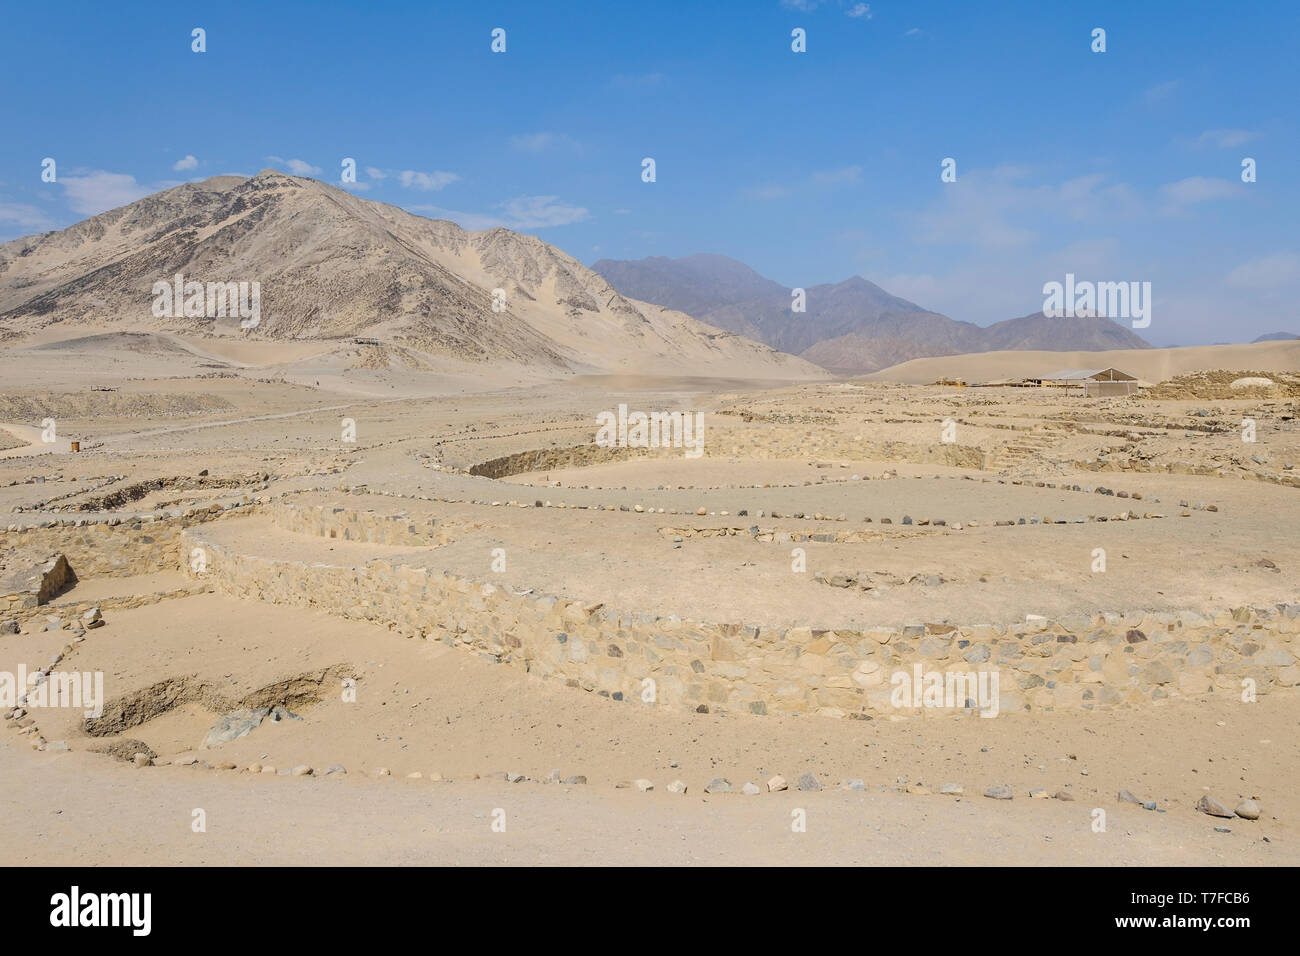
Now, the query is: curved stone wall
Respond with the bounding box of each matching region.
[180,515,1300,720]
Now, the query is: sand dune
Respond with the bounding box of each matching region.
[864,340,1300,384]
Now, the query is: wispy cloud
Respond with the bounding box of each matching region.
[508,132,580,153]
[397,170,459,191]
[61,171,156,216]
[1194,128,1258,149]
[0,201,56,237]
[747,165,863,200]
[1226,252,1300,289]
[745,184,793,200]
[908,166,1143,249]
[811,165,862,186]
[781,0,872,15]
[412,195,589,231]
[1142,80,1180,105]
[1158,176,1244,209]
[267,156,323,176]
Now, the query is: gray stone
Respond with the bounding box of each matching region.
[1234,799,1261,820]
[796,772,822,792]
[742,782,761,795]
[984,785,1013,800]
[704,777,734,794]
[201,707,270,749]
[939,783,964,796]
[1197,794,1234,818]
[667,780,687,794]
[562,775,587,785]
[1117,789,1143,804]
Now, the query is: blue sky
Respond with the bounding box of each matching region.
[1,0,1295,345]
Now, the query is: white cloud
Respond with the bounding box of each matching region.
[61,171,154,216]
[745,184,793,200]
[172,154,199,172]
[496,195,590,228]
[398,169,459,191]
[1158,176,1243,208]
[508,132,579,153]
[0,202,56,231]
[904,27,923,36]
[907,168,1142,249]
[1143,80,1180,105]
[1226,252,1300,289]
[285,159,322,176]
[267,156,323,176]
[780,0,822,9]
[411,195,589,231]
[1194,128,1258,149]
[811,165,862,185]
[847,3,872,18]
[747,165,862,200]
[365,167,387,180]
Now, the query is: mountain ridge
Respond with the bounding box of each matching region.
[0,173,824,381]
[593,253,1153,373]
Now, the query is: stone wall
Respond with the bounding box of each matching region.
[180,520,1300,720]
[470,438,987,479]
[266,501,442,546]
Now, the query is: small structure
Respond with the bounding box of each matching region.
[69,441,80,453]
[1030,368,1140,397]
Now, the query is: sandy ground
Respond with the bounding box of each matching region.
[1,594,1293,866]
[1,344,1297,866]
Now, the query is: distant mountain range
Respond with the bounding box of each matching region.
[1253,332,1299,342]
[593,253,1153,373]
[0,173,821,380]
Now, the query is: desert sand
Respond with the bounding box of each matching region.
[1,326,1297,865]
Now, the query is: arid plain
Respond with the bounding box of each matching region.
[2,325,1298,865]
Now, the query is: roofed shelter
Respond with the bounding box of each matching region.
[1030,367,1140,397]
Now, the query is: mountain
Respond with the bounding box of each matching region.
[593,254,1153,373]
[0,172,823,380]
[1254,332,1299,342]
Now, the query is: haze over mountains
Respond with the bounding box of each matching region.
[0,172,821,381]
[594,253,1153,374]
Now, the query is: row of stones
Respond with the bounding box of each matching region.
[1067,456,1300,489]
[180,522,1300,721]
[3,584,207,632]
